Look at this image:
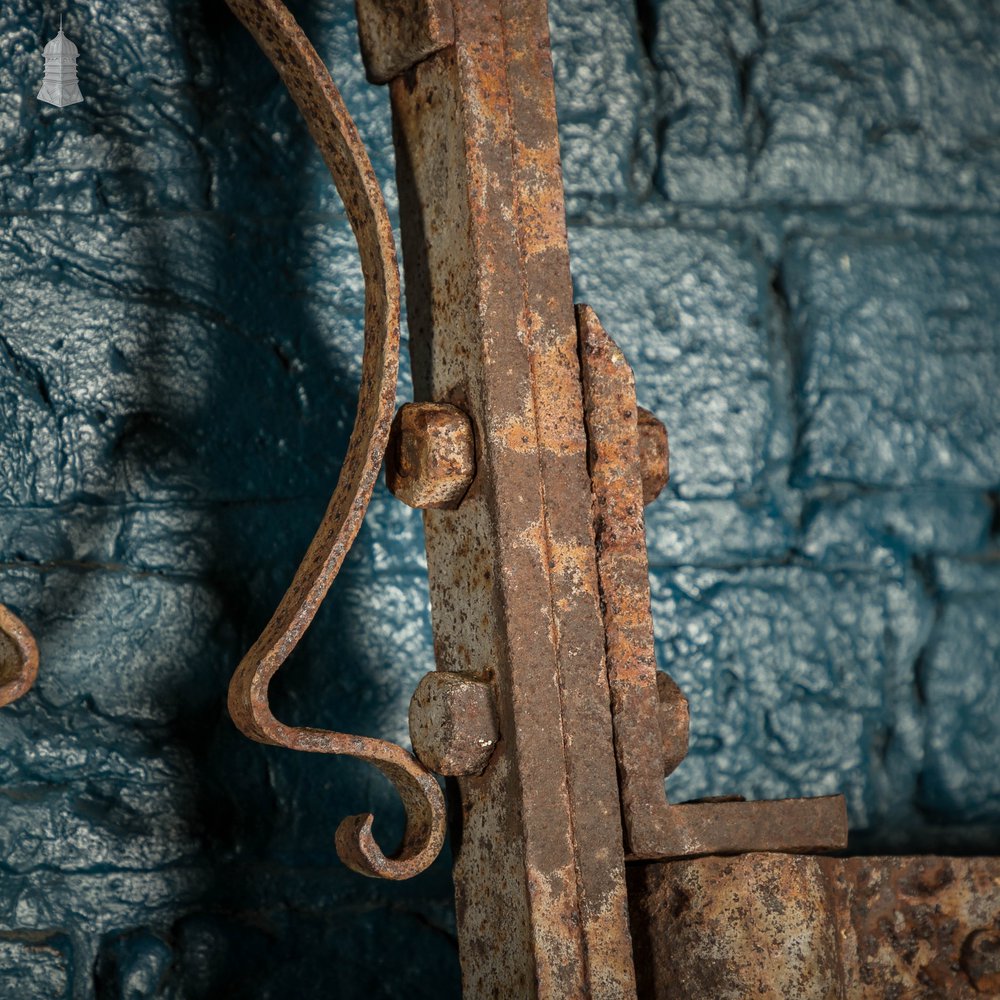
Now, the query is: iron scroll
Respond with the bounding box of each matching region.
[223,0,446,880]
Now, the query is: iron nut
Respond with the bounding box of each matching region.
[0,604,39,709]
[409,672,499,777]
[386,402,476,510]
[656,671,689,777]
[637,407,669,505]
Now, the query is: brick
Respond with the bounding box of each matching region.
[0,933,71,1000]
[548,0,653,204]
[569,225,785,499]
[651,565,928,835]
[644,496,795,568]
[919,560,1000,826]
[0,568,225,725]
[644,0,1000,207]
[750,0,1000,207]
[800,489,993,570]
[647,0,758,202]
[784,233,1000,489]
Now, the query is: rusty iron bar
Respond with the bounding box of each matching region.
[0,604,38,708]
[382,0,638,992]
[628,852,1000,999]
[222,0,446,881]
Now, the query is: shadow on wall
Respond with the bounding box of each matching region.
[0,1,457,998]
[91,5,458,998]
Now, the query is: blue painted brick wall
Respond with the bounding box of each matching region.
[0,0,997,996]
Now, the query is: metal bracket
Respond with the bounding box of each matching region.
[577,303,847,859]
[219,1,993,995]
[392,304,848,858]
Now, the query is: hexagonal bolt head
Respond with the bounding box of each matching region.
[656,671,689,777]
[409,672,499,777]
[385,403,476,510]
[638,407,669,505]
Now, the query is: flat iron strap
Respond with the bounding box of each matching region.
[224,0,446,880]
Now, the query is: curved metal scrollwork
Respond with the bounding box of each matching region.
[0,604,38,709]
[224,0,446,880]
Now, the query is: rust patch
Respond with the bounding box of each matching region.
[355,0,455,85]
[629,853,1000,1000]
[0,604,38,708]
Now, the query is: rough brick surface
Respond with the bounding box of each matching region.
[0,0,997,996]
[784,232,1000,489]
[571,225,779,500]
[642,0,1000,206]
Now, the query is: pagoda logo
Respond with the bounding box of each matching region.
[38,18,84,108]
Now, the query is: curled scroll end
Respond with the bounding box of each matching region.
[0,605,38,709]
[334,756,448,880]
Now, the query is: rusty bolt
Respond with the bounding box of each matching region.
[385,402,476,510]
[962,929,1000,994]
[387,401,668,510]
[656,671,689,777]
[638,407,669,505]
[409,672,499,777]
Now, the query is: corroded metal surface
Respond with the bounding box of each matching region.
[577,302,677,849]
[655,671,688,778]
[385,402,476,509]
[355,0,455,84]
[390,0,636,993]
[409,672,498,776]
[0,604,38,708]
[637,407,669,505]
[578,303,848,860]
[223,0,446,881]
[629,853,839,1000]
[628,852,1000,999]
